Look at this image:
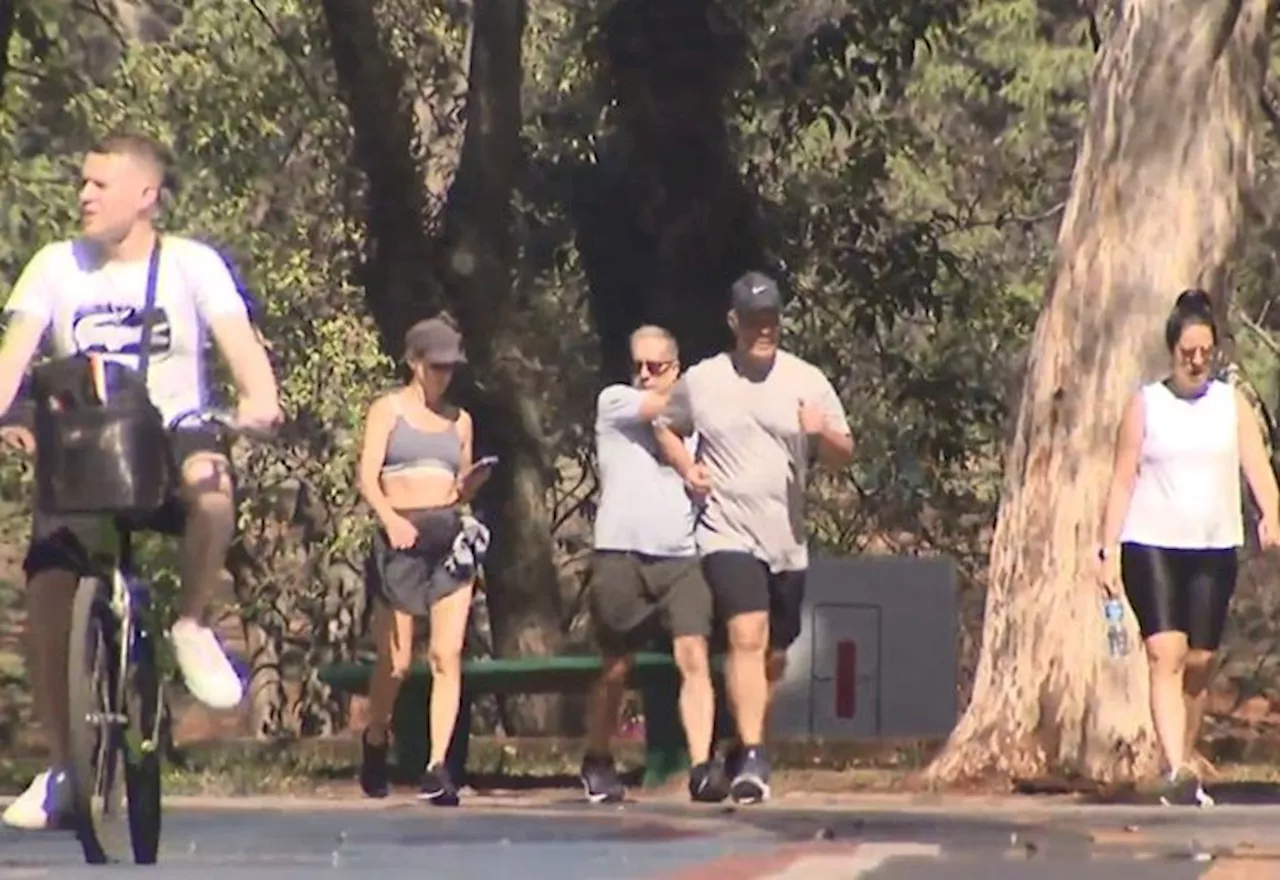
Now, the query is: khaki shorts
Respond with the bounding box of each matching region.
[589,551,712,654]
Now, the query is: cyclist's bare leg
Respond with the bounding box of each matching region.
[176,452,235,621]
[3,568,77,828]
[25,570,77,766]
[168,450,243,709]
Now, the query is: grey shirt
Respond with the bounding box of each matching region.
[593,384,698,557]
[663,351,850,572]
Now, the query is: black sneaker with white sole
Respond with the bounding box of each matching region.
[580,753,625,804]
[418,762,460,807]
[729,746,771,805]
[1158,769,1213,807]
[688,760,730,803]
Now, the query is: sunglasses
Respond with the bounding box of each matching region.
[633,359,674,376]
[1176,345,1214,363]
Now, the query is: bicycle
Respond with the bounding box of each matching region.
[53,405,271,865]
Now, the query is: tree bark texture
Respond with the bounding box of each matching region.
[0,0,15,103]
[438,0,567,732]
[318,0,444,346]
[573,0,765,382]
[927,0,1269,784]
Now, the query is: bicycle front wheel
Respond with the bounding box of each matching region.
[124,602,162,864]
[68,576,130,864]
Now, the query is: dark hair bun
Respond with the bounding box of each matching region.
[1174,289,1213,314]
[1164,288,1218,350]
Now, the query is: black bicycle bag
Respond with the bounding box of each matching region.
[30,354,174,518]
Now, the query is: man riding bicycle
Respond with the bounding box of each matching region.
[0,132,283,830]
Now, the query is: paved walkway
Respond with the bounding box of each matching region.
[3,791,1280,878]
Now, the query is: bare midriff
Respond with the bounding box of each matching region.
[380,467,459,512]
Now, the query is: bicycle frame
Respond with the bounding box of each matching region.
[94,517,165,758]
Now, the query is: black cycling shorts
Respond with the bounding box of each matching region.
[1121,542,1238,650]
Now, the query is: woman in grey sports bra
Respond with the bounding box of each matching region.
[355,314,494,807]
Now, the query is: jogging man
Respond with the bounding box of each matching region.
[655,271,853,805]
[579,326,727,803]
[0,132,282,829]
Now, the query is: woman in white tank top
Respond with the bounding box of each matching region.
[1099,290,1280,806]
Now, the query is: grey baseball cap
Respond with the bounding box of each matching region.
[730,271,783,313]
[405,316,467,364]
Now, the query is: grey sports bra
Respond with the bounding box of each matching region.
[381,398,462,477]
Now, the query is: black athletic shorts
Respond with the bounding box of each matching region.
[1120,542,1238,650]
[24,428,230,579]
[701,551,806,650]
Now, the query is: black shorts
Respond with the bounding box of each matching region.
[1121,542,1238,650]
[24,428,230,579]
[701,551,806,650]
[589,551,712,655]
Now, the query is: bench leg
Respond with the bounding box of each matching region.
[391,680,471,788]
[640,674,688,788]
[392,681,429,783]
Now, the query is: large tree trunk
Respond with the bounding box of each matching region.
[440,0,566,732]
[320,0,563,732]
[927,0,1269,784]
[573,0,764,381]
[317,0,442,344]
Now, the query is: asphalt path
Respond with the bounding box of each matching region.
[2,790,1279,878]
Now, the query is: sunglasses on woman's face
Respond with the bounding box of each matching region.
[633,359,673,376]
[1177,345,1214,364]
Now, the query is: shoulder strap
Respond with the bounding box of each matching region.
[136,236,163,382]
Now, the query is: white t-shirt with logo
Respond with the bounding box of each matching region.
[4,235,251,423]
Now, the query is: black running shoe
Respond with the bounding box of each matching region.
[580,753,625,804]
[729,746,771,805]
[418,762,460,807]
[1158,768,1213,808]
[688,760,730,803]
[359,731,390,799]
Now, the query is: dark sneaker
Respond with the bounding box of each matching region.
[359,731,390,799]
[722,742,744,781]
[688,760,730,803]
[418,763,460,807]
[1158,769,1213,807]
[580,753,625,804]
[729,746,771,805]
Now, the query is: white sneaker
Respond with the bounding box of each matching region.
[2,769,72,830]
[169,619,244,709]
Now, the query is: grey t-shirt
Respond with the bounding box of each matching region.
[593,384,698,557]
[664,351,850,572]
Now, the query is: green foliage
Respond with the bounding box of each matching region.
[1,0,389,729]
[5,0,1279,735]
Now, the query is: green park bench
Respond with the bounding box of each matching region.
[318,652,728,789]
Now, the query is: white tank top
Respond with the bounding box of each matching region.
[1119,379,1243,549]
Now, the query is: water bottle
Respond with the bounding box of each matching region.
[1103,598,1129,657]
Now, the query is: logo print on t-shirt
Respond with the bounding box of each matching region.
[71,304,172,360]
